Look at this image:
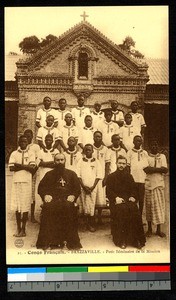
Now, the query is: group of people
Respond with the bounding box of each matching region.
[8,95,168,250]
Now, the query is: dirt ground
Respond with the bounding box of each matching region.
[6,167,170,259]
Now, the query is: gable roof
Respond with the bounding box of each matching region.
[145,58,168,84]
[16,20,148,77]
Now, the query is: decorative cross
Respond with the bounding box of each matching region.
[59,178,66,187]
[80,11,89,22]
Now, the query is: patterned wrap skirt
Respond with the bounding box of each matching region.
[145,187,165,225]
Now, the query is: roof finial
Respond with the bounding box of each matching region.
[80,11,89,22]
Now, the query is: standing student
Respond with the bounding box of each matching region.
[55,98,71,129]
[24,129,40,223]
[110,100,124,127]
[91,102,104,127]
[127,135,149,215]
[77,144,103,232]
[36,96,58,128]
[72,95,90,129]
[144,140,168,238]
[93,131,110,224]
[98,109,120,147]
[61,113,79,151]
[37,134,59,181]
[108,134,127,174]
[36,115,62,151]
[8,135,36,237]
[129,101,146,135]
[119,113,140,151]
[78,115,97,149]
[64,137,82,173]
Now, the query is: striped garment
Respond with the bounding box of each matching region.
[145,187,165,225]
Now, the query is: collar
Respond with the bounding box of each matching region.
[44,125,54,130]
[124,124,133,128]
[45,148,52,152]
[58,109,67,113]
[17,147,28,153]
[63,124,74,129]
[92,111,103,115]
[66,148,78,155]
[149,153,161,158]
[43,108,51,112]
[111,146,121,151]
[104,120,113,125]
[132,148,143,153]
[83,157,96,162]
[112,110,120,114]
[130,112,139,115]
[93,144,104,150]
[83,126,93,130]
[76,106,85,110]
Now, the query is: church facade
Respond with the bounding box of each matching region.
[15,20,149,136]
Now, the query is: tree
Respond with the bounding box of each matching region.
[40,34,58,48]
[118,36,144,59]
[19,34,58,54]
[19,36,40,54]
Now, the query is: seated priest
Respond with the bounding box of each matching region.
[36,153,82,250]
[106,155,146,250]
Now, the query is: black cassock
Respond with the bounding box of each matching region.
[106,169,146,248]
[36,168,82,249]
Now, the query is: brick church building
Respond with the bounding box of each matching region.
[5,19,169,161]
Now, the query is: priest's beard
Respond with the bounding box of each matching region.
[55,163,65,174]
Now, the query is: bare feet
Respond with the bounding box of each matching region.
[156,231,166,238]
[13,230,21,237]
[145,230,152,237]
[19,229,26,237]
[31,218,38,223]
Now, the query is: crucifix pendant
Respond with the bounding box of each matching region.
[59,178,66,186]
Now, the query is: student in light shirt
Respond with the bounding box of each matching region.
[76,144,103,232]
[91,102,104,128]
[24,129,40,223]
[36,96,58,128]
[55,98,71,129]
[36,115,62,151]
[108,134,127,174]
[93,131,110,225]
[129,101,146,136]
[64,136,82,173]
[127,135,149,215]
[78,115,97,150]
[61,113,79,151]
[72,95,90,129]
[97,109,120,147]
[37,134,59,181]
[119,113,140,151]
[8,135,36,237]
[110,100,124,127]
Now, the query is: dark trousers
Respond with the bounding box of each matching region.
[134,182,145,215]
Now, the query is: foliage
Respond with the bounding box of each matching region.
[19,34,58,54]
[118,36,144,59]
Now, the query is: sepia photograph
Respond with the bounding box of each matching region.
[5,6,169,264]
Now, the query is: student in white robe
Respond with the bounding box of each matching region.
[109,134,127,174]
[9,135,36,237]
[72,95,90,129]
[119,113,140,151]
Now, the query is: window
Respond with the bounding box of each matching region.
[78,52,88,78]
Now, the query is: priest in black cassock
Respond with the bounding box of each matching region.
[106,155,146,249]
[36,153,82,250]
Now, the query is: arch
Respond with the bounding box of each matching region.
[69,42,98,60]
